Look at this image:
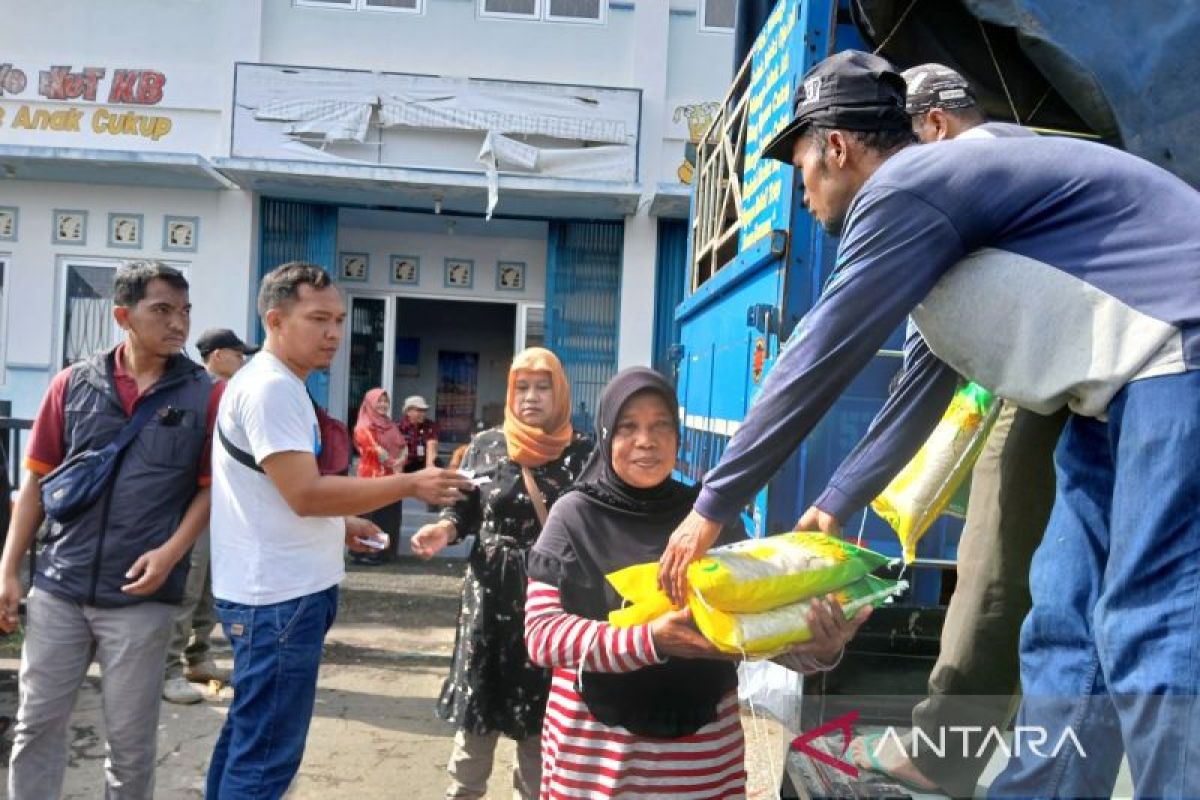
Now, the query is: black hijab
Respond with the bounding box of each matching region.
[528,367,741,739]
[573,366,700,519]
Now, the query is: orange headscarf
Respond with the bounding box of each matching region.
[503,347,573,467]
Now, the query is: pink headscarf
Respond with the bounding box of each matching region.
[356,388,405,459]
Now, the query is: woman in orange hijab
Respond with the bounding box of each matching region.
[412,347,592,799]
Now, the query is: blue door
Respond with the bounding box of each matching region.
[545,221,623,426]
[258,198,338,407]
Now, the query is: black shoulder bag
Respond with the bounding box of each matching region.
[40,390,174,523]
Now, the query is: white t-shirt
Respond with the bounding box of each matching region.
[210,350,345,605]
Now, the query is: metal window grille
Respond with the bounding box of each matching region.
[546,221,622,424]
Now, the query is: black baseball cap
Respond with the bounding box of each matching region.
[902,63,977,114]
[761,50,910,163]
[195,328,258,359]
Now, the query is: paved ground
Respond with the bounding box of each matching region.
[0,499,792,799]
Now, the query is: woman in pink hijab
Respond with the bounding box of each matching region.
[352,388,408,564]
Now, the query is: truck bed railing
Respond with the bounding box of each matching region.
[691,50,754,290]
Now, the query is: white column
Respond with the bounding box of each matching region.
[617,213,658,370]
[617,0,670,369]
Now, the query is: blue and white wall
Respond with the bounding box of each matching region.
[0,0,735,418]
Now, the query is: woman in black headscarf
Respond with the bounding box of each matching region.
[525,367,868,799]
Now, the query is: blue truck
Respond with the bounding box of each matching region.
[676,0,1200,795]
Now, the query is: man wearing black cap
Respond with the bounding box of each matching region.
[162,328,257,705]
[195,328,258,382]
[659,49,1200,799]
[781,63,1067,795]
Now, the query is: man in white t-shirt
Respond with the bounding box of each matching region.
[206,262,470,799]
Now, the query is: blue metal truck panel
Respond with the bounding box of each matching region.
[677,0,957,604]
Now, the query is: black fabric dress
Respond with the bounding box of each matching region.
[436,428,593,739]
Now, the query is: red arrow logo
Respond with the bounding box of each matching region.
[789,710,860,778]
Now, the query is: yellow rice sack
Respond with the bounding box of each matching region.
[689,575,906,658]
[606,532,891,615]
[607,593,674,628]
[871,383,999,563]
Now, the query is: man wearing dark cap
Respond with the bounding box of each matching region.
[162,328,257,704]
[659,49,1200,799]
[195,328,258,382]
[770,62,1067,795]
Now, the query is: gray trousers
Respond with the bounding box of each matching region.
[910,402,1068,798]
[445,729,541,800]
[164,528,215,677]
[8,587,175,800]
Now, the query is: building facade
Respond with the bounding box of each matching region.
[0,0,734,441]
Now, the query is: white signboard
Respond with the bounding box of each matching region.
[232,63,641,186]
[0,61,220,152]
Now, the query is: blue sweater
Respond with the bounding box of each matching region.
[695,135,1200,524]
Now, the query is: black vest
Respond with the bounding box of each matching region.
[36,347,213,607]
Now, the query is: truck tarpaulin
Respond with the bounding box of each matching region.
[736,0,1200,186]
[853,0,1200,186]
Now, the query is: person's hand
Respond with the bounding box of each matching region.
[345,516,385,553]
[411,521,456,560]
[649,607,738,661]
[796,505,842,537]
[658,510,722,607]
[0,572,23,634]
[785,594,871,666]
[122,547,179,596]
[406,467,471,506]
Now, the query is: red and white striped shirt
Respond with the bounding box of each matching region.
[525,580,746,799]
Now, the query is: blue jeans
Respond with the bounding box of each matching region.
[990,372,1200,799]
[206,586,338,799]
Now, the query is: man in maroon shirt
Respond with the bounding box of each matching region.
[398,394,439,472]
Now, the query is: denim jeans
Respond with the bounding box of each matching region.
[206,585,338,799]
[990,372,1200,799]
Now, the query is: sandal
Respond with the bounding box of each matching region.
[855,732,940,794]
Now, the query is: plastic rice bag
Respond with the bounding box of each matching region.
[690,575,906,658]
[871,383,999,563]
[606,532,891,614]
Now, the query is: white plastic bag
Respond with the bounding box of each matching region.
[737,658,803,732]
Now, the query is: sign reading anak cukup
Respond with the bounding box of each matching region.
[739,0,798,250]
[0,63,173,141]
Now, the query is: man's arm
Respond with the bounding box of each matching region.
[694,190,966,526]
[235,378,470,517]
[0,474,45,631]
[660,187,968,603]
[122,486,211,596]
[425,437,438,468]
[260,451,468,518]
[810,327,959,525]
[0,370,71,628]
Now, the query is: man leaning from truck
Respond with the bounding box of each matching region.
[658,50,1200,798]
[0,261,220,800]
[813,63,1069,796]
